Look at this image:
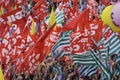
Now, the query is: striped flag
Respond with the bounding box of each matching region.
[116,53,120,64]
[55,10,64,25]
[71,54,96,65]
[51,31,72,58]
[103,27,120,56]
[71,43,107,65]
[53,65,62,76]
[71,26,120,79]
[78,65,98,77]
[115,53,120,76]
[114,64,120,76]
[89,49,112,80]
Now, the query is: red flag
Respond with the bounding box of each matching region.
[3,0,12,12]
[117,32,120,39]
[0,1,4,6]
[54,0,60,3]
[14,0,23,5]
[72,0,79,13]
[101,0,110,6]
[87,0,98,17]
[0,8,25,25]
[88,20,106,43]
[40,21,47,35]
[44,26,61,55]
[35,23,56,61]
[61,55,72,63]
[63,0,68,3]
[33,0,47,20]
[70,16,91,54]
[70,31,91,54]
[104,28,114,40]
[63,9,90,31]
[17,23,56,73]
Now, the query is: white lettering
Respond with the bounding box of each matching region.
[15,11,22,19]
[50,34,58,42]
[7,11,23,23]
[2,48,8,57]
[7,16,12,23]
[79,38,88,43]
[90,24,98,36]
[11,15,16,22]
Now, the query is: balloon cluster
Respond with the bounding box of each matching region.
[101,0,120,32]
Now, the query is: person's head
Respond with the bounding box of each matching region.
[25,70,29,76]
[46,57,52,63]
[40,65,46,73]
[17,74,23,80]
[111,54,117,61]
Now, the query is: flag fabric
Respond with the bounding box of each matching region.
[101,0,110,6]
[70,23,91,54]
[49,7,56,28]
[45,5,64,27]
[69,9,91,54]
[0,67,4,80]
[9,24,17,36]
[89,49,112,80]
[114,64,120,76]
[63,9,90,31]
[54,0,60,3]
[72,54,97,65]
[89,20,106,43]
[115,53,120,76]
[87,0,98,17]
[14,0,23,5]
[14,3,18,10]
[53,64,62,76]
[3,0,12,12]
[52,31,72,59]
[103,27,120,56]
[55,10,64,25]
[71,26,120,79]
[78,65,98,77]
[34,0,47,21]
[116,53,120,64]
[0,1,120,80]
[0,8,25,25]
[30,19,36,35]
[44,28,60,56]
[58,1,70,20]
[71,44,106,67]
[15,24,56,73]
[68,1,79,19]
[0,6,3,16]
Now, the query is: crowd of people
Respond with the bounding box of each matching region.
[1,0,120,80]
[1,54,120,80]
[1,56,99,80]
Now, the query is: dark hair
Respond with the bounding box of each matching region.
[111,54,117,61]
[40,65,45,72]
[48,66,53,73]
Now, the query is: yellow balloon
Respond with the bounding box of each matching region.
[101,5,120,32]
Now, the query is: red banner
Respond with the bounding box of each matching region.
[0,8,25,25]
